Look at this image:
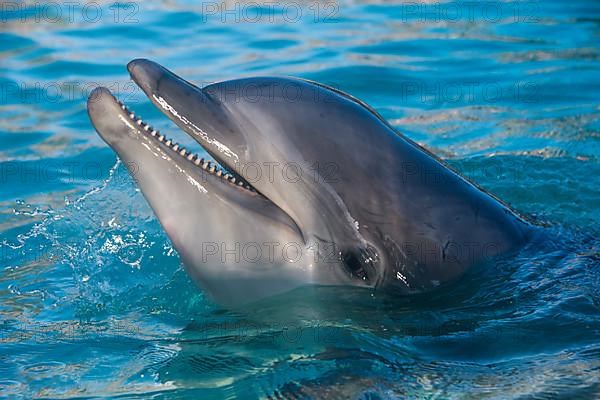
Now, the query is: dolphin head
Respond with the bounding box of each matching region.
[89,59,530,306]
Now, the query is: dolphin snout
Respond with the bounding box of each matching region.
[127,58,166,94]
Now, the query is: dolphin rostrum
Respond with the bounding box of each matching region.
[87,59,532,306]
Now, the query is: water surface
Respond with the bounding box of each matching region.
[1,0,599,398]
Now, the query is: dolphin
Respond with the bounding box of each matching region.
[87,59,532,306]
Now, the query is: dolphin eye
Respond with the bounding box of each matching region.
[342,250,369,282]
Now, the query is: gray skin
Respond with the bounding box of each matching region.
[88,58,532,306]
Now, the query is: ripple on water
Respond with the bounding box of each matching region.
[21,361,67,379]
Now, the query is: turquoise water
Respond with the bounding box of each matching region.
[1,0,599,398]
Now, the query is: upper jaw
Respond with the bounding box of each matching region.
[126,58,245,173]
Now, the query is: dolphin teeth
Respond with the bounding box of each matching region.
[116,98,256,193]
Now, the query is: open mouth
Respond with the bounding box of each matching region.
[88,76,307,250]
[111,95,256,193]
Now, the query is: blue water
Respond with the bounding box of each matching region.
[1,1,599,398]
